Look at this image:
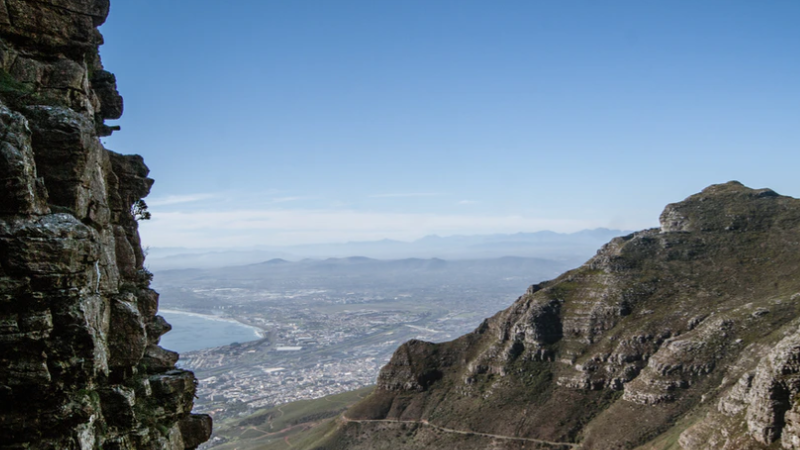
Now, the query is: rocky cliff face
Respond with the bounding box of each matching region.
[312,182,800,450]
[0,1,211,448]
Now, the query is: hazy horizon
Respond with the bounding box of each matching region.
[143,227,629,270]
[145,226,628,251]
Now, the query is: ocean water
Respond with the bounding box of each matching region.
[158,309,262,354]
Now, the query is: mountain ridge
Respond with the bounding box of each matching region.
[145,228,631,270]
[301,181,800,450]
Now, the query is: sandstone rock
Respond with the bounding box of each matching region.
[178,414,213,450]
[23,105,108,218]
[745,328,800,445]
[0,102,48,214]
[142,344,179,373]
[148,370,197,419]
[147,314,172,344]
[660,180,788,233]
[98,385,135,428]
[0,2,207,448]
[91,69,122,120]
[2,0,102,48]
[107,293,146,369]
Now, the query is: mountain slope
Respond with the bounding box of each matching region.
[308,182,800,449]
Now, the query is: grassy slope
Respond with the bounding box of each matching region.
[208,386,374,450]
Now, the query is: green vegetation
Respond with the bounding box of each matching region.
[131,199,152,221]
[0,68,36,108]
[0,69,30,95]
[209,386,373,450]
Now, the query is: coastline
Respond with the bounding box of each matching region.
[159,308,265,339]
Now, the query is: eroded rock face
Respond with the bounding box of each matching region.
[0,2,210,449]
[335,182,800,450]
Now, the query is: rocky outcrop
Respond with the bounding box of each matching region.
[679,314,800,449]
[0,1,210,449]
[321,182,800,450]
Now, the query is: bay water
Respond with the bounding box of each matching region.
[158,309,262,354]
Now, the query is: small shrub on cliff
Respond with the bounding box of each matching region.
[135,268,154,285]
[131,199,151,221]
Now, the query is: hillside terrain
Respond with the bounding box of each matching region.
[304,182,800,450]
[204,386,373,450]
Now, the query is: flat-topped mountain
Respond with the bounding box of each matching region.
[303,182,800,449]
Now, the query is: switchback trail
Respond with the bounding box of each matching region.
[341,415,581,448]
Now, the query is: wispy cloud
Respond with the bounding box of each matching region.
[146,193,220,206]
[271,196,316,203]
[457,200,477,205]
[369,193,445,198]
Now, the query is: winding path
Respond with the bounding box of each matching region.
[341,415,581,448]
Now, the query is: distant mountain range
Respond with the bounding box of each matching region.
[157,255,572,285]
[145,228,631,270]
[161,256,571,280]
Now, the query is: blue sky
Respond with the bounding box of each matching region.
[99,1,800,248]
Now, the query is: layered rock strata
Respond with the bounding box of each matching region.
[317,182,800,450]
[0,1,211,448]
